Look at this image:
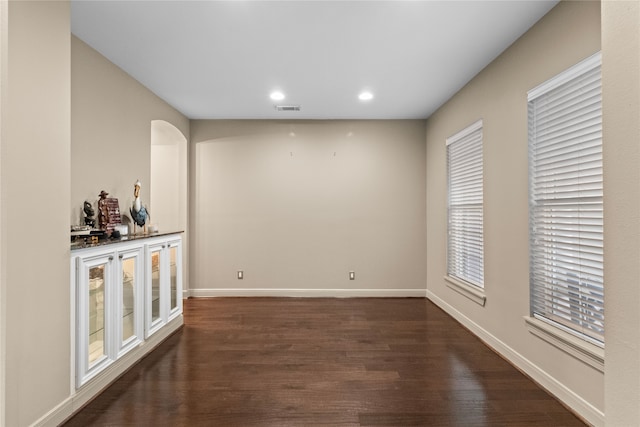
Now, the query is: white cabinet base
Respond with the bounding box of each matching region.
[71,233,183,389]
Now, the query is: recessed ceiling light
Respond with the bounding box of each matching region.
[358,91,373,101]
[270,91,285,101]
[358,91,374,101]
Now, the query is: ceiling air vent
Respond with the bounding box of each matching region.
[275,105,301,112]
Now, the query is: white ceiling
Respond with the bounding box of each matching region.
[71,1,558,120]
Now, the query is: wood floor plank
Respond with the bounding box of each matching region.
[63,298,586,426]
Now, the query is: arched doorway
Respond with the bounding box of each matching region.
[150,120,188,293]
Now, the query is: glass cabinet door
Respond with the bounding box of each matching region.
[118,248,143,356]
[77,253,113,387]
[150,248,162,324]
[88,263,106,366]
[169,245,178,312]
[121,256,136,343]
[146,244,165,337]
[167,240,183,320]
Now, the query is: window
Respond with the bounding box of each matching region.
[447,120,484,288]
[528,52,603,345]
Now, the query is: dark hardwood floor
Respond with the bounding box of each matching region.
[63,298,586,426]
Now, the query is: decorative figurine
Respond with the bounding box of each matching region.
[83,201,96,228]
[98,190,110,231]
[130,179,149,234]
[98,190,123,235]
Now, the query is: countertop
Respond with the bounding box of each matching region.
[71,230,183,251]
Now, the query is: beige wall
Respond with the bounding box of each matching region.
[190,120,426,296]
[2,2,71,425]
[0,1,6,422]
[71,36,189,231]
[602,1,640,425]
[425,1,603,424]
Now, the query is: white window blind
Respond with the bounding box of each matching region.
[447,120,484,288]
[528,52,603,345]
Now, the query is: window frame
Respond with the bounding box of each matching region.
[446,119,485,297]
[527,52,604,348]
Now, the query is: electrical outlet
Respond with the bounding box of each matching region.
[237,270,244,280]
[349,271,355,280]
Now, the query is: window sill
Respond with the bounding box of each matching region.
[524,316,604,373]
[444,275,486,307]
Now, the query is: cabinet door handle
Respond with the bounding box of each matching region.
[108,256,114,261]
[119,254,123,259]
[162,245,166,249]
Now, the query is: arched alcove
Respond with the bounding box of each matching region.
[151,120,188,292]
[150,120,187,233]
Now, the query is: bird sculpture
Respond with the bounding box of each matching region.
[130,179,149,233]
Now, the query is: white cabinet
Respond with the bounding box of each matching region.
[146,237,183,338]
[72,233,182,389]
[75,245,144,387]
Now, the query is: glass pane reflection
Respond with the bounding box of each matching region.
[170,246,178,311]
[122,257,135,342]
[151,251,161,322]
[88,265,105,365]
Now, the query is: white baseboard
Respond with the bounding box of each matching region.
[426,290,604,427]
[29,397,71,427]
[32,317,183,427]
[189,288,427,298]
